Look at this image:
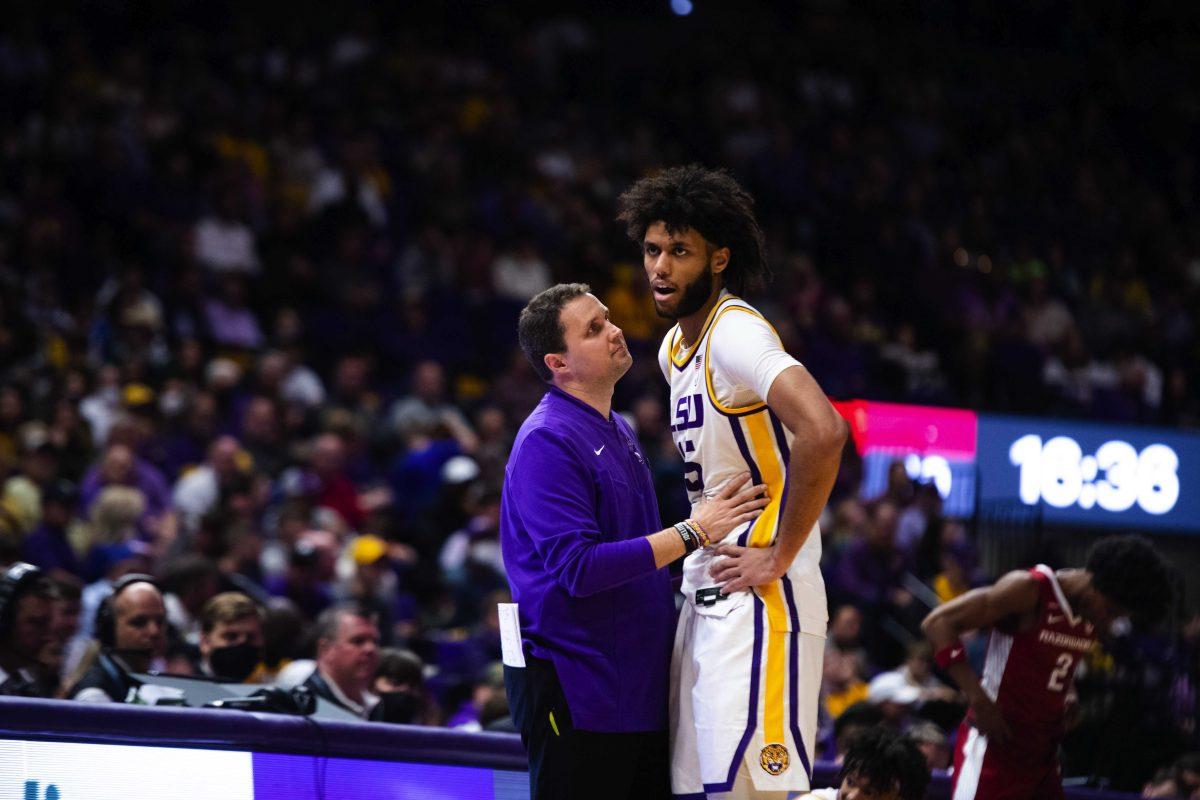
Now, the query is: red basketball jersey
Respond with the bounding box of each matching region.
[968,565,1096,748]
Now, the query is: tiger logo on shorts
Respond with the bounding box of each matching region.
[759,743,790,775]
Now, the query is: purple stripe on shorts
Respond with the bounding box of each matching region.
[781,578,813,781]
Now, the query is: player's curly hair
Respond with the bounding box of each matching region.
[839,726,930,800]
[616,165,769,295]
[1086,534,1173,624]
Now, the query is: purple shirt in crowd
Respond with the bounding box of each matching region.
[500,387,674,732]
[79,457,172,520]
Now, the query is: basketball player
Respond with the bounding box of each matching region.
[798,726,930,800]
[921,534,1172,800]
[618,166,848,798]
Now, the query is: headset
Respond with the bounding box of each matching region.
[0,562,44,641]
[95,573,161,648]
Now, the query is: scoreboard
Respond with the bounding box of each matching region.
[833,400,1200,533]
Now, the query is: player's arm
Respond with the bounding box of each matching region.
[711,364,847,592]
[920,570,1041,743]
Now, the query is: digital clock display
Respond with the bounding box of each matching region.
[977,416,1200,531]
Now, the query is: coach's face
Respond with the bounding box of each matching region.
[643,222,728,320]
[549,294,632,387]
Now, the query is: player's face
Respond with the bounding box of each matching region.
[838,773,902,800]
[555,294,632,386]
[642,222,727,320]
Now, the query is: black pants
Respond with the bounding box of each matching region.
[504,655,671,800]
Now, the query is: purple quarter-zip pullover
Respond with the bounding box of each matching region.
[500,386,674,732]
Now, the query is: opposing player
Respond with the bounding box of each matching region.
[618,166,848,798]
[921,534,1173,800]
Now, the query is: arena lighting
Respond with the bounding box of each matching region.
[670,0,694,16]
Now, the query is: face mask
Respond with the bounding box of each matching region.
[377,690,420,724]
[209,642,262,682]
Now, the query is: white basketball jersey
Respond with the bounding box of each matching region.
[657,292,826,625]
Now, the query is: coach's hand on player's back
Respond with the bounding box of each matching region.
[691,473,769,542]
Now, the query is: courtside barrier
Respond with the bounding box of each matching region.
[0,698,1136,798]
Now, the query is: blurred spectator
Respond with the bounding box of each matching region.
[490,238,552,304]
[830,701,886,764]
[21,479,83,580]
[824,647,870,726]
[258,601,307,683]
[1142,767,1183,798]
[79,443,171,531]
[172,436,248,534]
[38,579,82,697]
[867,671,921,729]
[0,563,56,697]
[2,426,62,533]
[204,275,265,352]
[67,574,167,702]
[373,647,439,726]
[305,433,366,532]
[302,603,381,719]
[387,360,478,452]
[267,530,336,620]
[895,482,941,557]
[444,661,507,732]
[193,185,261,276]
[908,720,951,771]
[868,641,959,710]
[198,592,265,683]
[239,396,288,478]
[1176,753,1200,798]
[833,500,914,666]
[159,554,221,648]
[81,486,151,582]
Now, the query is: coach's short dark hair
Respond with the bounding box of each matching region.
[616,165,769,295]
[518,283,591,383]
[839,726,930,800]
[1086,534,1173,624]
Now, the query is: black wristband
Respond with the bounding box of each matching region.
[674,522,698,554]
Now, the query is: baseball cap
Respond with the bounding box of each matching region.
[351,534,388,566]
[867,671,922,706]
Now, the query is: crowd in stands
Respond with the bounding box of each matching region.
[0,1,1198,793]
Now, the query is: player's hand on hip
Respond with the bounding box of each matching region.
[691,473,769,541]
[708,542,788,594]
[970,695,1013,744]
